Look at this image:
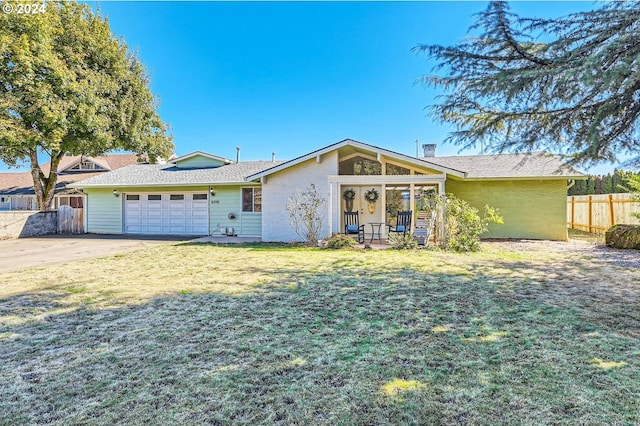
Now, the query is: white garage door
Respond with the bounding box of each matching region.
[124,193,209,235]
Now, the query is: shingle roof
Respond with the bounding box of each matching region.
[246,138,468,180]
[0,154,142,195]
[423,152,583,179]
[56,147,583,192]
[246,139,583,181]
[68,161,286,187]
[0,172,34,195]
[48,154,144,174]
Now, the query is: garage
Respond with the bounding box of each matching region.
[124,192,209,235]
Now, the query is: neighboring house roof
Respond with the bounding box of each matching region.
[0,172,34,195]
[246,138,468,181]
[0,154,143,195]
[68,161,285,188]
[426,152,585,180]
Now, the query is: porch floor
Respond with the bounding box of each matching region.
[353,239,392,250]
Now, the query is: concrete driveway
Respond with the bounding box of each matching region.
[0,234,194,272]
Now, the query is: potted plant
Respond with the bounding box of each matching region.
[343,188,356,212]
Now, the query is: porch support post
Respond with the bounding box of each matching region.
[409,183,415,233]
[380,183,386,232]
[438,180,447,247]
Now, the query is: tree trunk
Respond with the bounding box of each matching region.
[29,150,63,212]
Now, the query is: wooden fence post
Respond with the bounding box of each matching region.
[608,194,615,227]
[588,195,593,233]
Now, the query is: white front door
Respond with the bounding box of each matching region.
[124,193,209,235]
[341,185,383,236]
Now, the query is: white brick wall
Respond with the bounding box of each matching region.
[261,152,338,242]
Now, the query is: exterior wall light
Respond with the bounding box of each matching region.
[113,189,119,197]
[209,187,216,196]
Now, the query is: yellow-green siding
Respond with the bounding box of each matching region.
[85,185,262,237]
[446,179,568,241]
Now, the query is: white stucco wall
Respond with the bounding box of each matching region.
[261,152,338,242]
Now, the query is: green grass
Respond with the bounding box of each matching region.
[0,241,638,424]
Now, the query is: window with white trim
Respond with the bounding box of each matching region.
[242,188,262,212]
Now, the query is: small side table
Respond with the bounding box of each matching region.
[368,222,385,244]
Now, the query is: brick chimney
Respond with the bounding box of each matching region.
[422,144,437,157]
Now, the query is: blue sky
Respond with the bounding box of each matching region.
[2,1,622,174]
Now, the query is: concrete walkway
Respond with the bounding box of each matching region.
[0,234,192,272]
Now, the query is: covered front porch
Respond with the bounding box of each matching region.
[327,175,446,244]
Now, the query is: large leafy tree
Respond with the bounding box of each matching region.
[415,1,640,167]
[0,0,173,210]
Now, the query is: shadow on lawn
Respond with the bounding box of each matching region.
[181,240,639,337]
[0,251,637,424]
[475,254,639,339]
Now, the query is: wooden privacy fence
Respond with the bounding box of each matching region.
[567,193,640,234]
[57,205,84,234]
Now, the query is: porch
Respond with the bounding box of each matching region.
[327,174,446,243]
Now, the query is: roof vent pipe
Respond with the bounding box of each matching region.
[422,144,437,157]
[236,147,240,163]
[271,152,276,162]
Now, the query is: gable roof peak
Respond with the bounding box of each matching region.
[245,138,467,181]
[170,151,235,165]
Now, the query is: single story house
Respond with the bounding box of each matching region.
[68,139,584,241]
[0,154,143,211]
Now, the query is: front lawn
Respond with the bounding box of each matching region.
[0,241,638,424]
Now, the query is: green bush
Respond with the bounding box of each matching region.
[444,194,503,252]
[387,232,418,250]
[324,233,356,249]
[621,174,640,219]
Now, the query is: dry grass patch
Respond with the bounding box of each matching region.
[0,239,638,424]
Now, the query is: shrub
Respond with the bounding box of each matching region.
[444,194,503,252]
[387,232,418,250]
[621,174,640,220]
[286,184,326,245]
[324,233,356,249]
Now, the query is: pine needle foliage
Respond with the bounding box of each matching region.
[415,1,640,168]
[620,174,640,219]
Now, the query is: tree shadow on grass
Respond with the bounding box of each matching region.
[473,252,639,339]
[0,256,637,424]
